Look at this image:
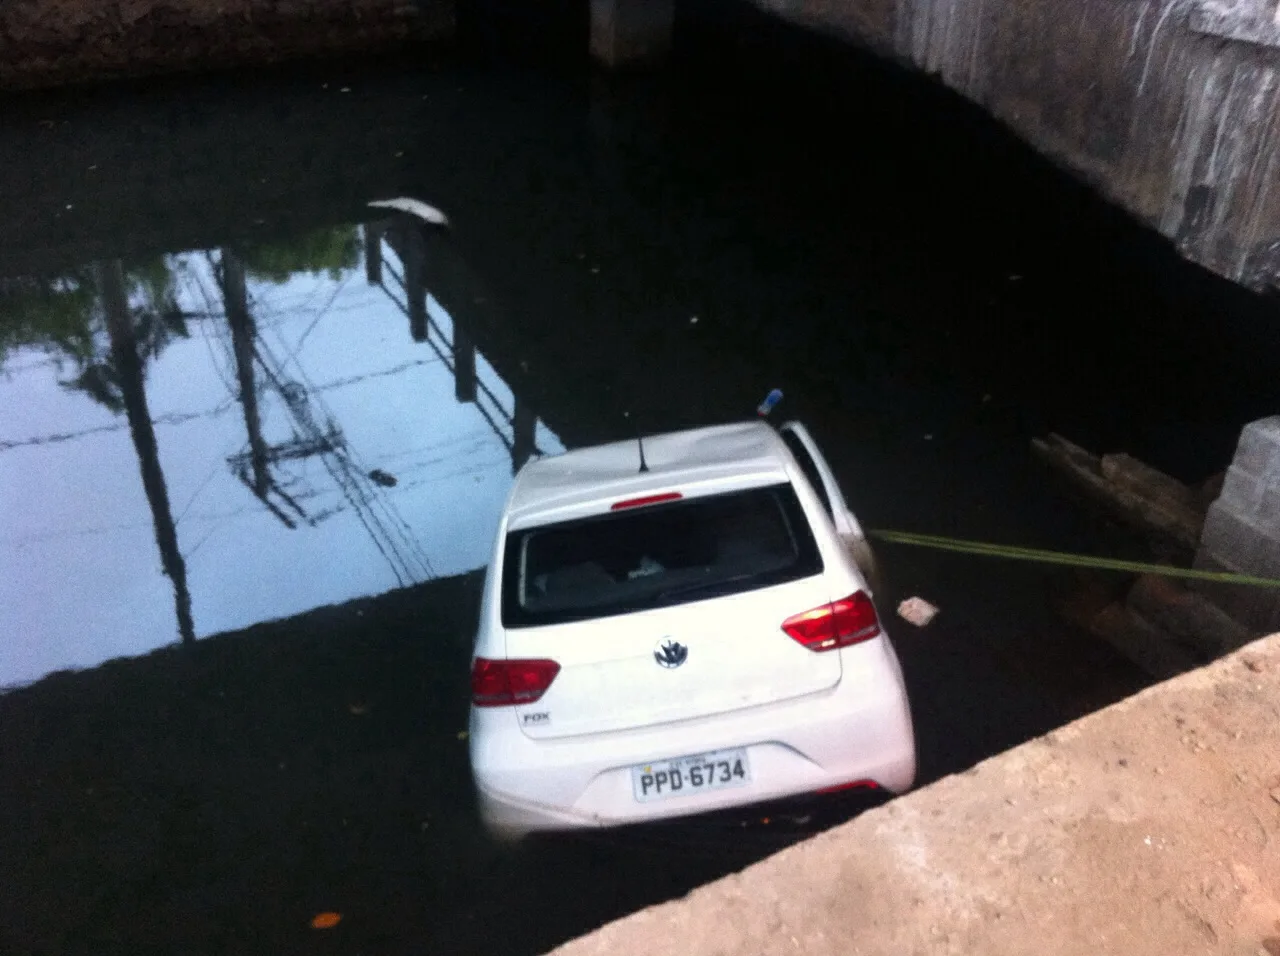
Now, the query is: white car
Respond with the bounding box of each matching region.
[468,419,916,837]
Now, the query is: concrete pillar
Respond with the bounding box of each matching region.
[590,0,674,68]
[401,228,429,344]
[363,223,384,286]
[453,315,477,404]
[512,401,537,474]
[1195,417,1280,632]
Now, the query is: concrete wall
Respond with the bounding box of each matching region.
[0,0,454,89]
[1197,416,1280,630]
[748,0,1280,293]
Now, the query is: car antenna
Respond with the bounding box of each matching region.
[624,411,649,473]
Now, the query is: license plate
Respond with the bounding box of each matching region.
[631,747,751,802]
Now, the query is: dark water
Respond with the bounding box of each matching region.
[2,3,1279,953]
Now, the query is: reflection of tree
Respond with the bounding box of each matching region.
[240,226,362,284]
[0,259,196,645]
[0,272,98,365]
[63,272,187,412]
[98,260,195,646]
[0,259,188,407]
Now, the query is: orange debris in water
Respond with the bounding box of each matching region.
[310,912,342,930]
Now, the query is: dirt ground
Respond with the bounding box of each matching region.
[553,634,1280,956]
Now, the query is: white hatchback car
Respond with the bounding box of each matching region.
[468,419,916,837]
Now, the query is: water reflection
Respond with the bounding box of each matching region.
[0,216,562,688]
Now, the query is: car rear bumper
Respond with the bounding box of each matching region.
[470,641,916,838]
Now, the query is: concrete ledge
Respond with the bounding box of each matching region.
[0,0,454,90]
[552,635,1280,956]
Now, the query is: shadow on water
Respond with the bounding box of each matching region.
[1,0,1280,952]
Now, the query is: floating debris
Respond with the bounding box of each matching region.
[897,597,939,627]
[368,197,449,227]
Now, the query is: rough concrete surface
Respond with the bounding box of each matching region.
[0,0,453,88]
[552,635,1280,956]
[750,0,1280,293]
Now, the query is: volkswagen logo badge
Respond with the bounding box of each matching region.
[654,638,688,669]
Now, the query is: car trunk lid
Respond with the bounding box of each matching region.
[506,574,841,739]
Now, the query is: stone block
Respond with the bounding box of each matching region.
[1199,500,1280,577]
[1192,550,1280,634]
[1087,604,1202,681]
[1194,416,1280,633]
[1126,573,1257,657]
[1223,415,1280,484]
[1216,464,1272,519]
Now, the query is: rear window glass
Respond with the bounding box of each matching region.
[501,483,823,628]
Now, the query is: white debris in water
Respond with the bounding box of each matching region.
[898,597,940,627]
[368,197,450,227]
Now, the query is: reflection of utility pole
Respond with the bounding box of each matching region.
[99,260,196,646]
[221,249,270,499]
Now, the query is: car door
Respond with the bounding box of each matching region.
[778,421,881,594]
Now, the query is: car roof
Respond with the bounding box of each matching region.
[505,421,796,531]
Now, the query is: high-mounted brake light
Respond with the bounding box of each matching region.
[471,658,561,708]
[610,492,683,511]
[781,592,881,651]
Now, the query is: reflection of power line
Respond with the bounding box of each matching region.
[2,440,507,547]
[0,356,443,453]
[246,305,436,585]
[0,403,236,451]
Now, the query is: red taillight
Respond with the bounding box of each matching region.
[470,657,561,708]
[781,592,881,651]
[611,492,682,511]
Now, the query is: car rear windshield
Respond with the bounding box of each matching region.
[501,482,823,628]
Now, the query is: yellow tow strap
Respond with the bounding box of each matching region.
[868,529,1280,589]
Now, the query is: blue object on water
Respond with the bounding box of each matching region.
[756,388,783,417]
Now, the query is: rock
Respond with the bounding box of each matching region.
[1084,603,1202,680]
[1126,574,1257,657]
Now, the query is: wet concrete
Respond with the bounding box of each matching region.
[746,0,1280,294]
[1,4,1279,954]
